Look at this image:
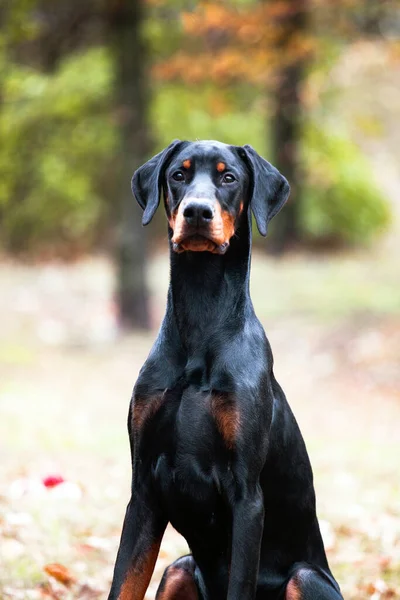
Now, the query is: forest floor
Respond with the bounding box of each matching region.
[1,240,400,599]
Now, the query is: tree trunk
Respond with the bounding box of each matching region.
[268,0,308,253]
[107,0,153,330]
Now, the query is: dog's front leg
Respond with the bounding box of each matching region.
[108,489,167,600]
[227,483,264,600]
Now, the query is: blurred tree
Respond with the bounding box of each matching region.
[106,0,153,330]
[0,1,111,255]
[268,0,309,252]
[0,0,152,329]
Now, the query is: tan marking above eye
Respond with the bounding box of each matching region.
[182,159,191,169]
[216,162,226,173]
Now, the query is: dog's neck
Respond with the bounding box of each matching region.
[166,209,254,355]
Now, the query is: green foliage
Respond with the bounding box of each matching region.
[152,84,266,150]
[300,123,391,245]
[0,48,392,253]
[0,48,114,252]
[0,0,39,48]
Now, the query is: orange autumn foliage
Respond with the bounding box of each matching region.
[152,0,398,86]
[153,1,315,85]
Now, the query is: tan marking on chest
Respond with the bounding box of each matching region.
[133,394,165,430]
[210,393,240,449]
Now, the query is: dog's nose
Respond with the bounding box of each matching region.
[183,201,214,226]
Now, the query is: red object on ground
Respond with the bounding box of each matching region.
[43,475,65,488]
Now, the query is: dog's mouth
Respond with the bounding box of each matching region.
[172,234,229,255]
[169,201,235,255]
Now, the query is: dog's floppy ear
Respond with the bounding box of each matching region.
[132,139,185,226]
[239,144,290,236]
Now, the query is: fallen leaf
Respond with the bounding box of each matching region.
[43,564,76,587]
[43,475,65,489]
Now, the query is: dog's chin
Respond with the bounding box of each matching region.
[172,234,229,255]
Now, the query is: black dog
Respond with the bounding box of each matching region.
[108,140,343,600]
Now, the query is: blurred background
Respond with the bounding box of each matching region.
[0,1,399,598]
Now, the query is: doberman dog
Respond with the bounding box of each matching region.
[108,140,343,600]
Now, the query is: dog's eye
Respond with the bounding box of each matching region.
[172,171,185,182]
[222,173,236,184]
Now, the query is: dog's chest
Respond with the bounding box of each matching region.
[135,385,237,523]
[134,384,239,456]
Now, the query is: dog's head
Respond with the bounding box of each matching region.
[132,140,290,254]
